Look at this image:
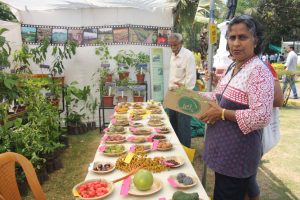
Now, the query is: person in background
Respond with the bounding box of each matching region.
[168,33,196,147]
[282,45,298,99]
[269,54,275,63]
[199,15,274,200]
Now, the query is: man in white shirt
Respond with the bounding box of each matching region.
[283,45,298,99]
[168,33,196,147]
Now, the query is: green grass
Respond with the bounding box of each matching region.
[24,105,300,199]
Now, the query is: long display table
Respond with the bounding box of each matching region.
[84,102,209,200]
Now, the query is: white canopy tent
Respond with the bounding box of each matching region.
[1,0,180,124]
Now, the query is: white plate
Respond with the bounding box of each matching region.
[164,156,185,168]
[92,162,115,174]
[169,174,198,189]
[128,178,162,196]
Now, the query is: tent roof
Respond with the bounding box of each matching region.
[1,0,180,11]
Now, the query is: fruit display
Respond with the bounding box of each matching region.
[134,144,151,153]
[131,102,144,109]
[156,126,170,134]
[132,109,147,115]
[92,162,115,174]
[176,173,194,185]
[128,136,147,143]
[148,119,164,127]
[106,125,126,134]
[115,105,129,113]
[172,191,200,200]
[73,179,113,199]
[115,154,167,173]
[133,169,154,191]
[103,144,126,156]
[149,115,164,120]
[129,113,143,121]
[164,156,184,168]
[104,134,126,144]
[113,119,129,126]
[113,114,128,120]
[149,108,162,114]
[129,122,144,127]
[118,102,131,107]
[84,102,204,198]
[131,127,152,135]
[157,141,173,151]
[152,134,166,141]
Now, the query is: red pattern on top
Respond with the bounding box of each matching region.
[215,56,274,134]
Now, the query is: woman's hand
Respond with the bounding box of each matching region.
[198,101,222,124]
[204,70,218,86]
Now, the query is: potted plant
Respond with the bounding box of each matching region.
[116,78,134,103]
[132,85,146,102]
[133,52,150,83]
[102,86,114,107]
[97,67,115,107]
[95,42,113,82]
[113,50,135,80]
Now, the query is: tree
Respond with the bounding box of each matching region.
[236,0,300,51]
[174,0,225,52]
[0,2,17,22]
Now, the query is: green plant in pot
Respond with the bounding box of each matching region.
[116,78,134,103]
[114,50,135,80]
[65,81,90,134]
[132,85,146,102]
[95,42,113,82]
[133,52,150,83]
[101,84,115,107]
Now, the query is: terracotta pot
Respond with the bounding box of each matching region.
[106,74,113,82]
[117,96,128,103]
[118,71,130,80]
[52,77,65,86]
[51,99,60,108]
[102,96,114,107]
[133,95,144,102]
[136,73,145,83]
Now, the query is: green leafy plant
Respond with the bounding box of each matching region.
[65,81,91,125]
[113,50,136,72]
[0,28,11,69]
[51,41,77,76]
[31,39,50,65]
[133,52,150,74]
[0,72,22,102]
[95,42,112,65]
[12,44,32,73]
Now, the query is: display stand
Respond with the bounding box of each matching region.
[98,83,148,131]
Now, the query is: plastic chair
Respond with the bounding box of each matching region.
[0,152,46,200]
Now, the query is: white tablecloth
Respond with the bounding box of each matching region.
[85,103,209,200]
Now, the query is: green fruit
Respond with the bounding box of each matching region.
[133,169,154,191]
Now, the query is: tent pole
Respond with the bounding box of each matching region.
[202,0,215,190]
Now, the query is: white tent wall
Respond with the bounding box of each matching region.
[17,8,173,27]
[0,20,22,66]
[3,6,174,126]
